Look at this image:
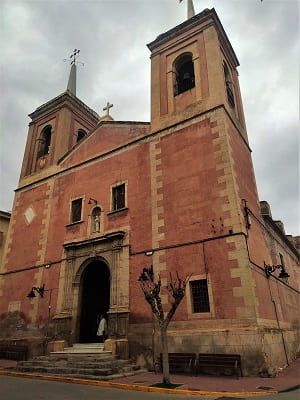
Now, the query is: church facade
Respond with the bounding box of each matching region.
[0,9,299,375]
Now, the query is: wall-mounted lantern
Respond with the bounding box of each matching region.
[27,284,45,298]
[88,197,98,205]
[264,262,290,279]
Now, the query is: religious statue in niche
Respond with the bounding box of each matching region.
[92,207,101,233]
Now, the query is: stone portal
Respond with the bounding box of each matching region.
[79,260,110,343]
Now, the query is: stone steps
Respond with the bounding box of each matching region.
[30,356,116,362]
[51,342,105,354]
[12,365,114,376]
[9,343,142,380]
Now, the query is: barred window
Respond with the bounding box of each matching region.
[112,184,125,211]
[71,198,83,223]
[190,279,210,313]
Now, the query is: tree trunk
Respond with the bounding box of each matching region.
[160,325,170,384]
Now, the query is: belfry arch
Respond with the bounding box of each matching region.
[173,52,195,95]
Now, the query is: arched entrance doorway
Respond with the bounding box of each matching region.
[79,259,110,343]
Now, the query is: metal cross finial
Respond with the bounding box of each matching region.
[70,49,80,65]
[63,49,84,66]
[103,101,113,116]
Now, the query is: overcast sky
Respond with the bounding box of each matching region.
[0,0,299,235]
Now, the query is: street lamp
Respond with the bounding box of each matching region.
[264,262,290,279]
[27,285,45,298]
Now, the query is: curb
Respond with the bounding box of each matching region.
[279,384,300,393]
[0,369,278,396]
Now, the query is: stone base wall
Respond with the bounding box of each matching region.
[129,323,300,376]
[261,328,300,373]
[0,311,72,358]
[128,324,154,370]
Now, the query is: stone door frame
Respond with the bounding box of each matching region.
[56,231,129,344]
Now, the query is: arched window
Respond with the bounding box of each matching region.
[223,63,235,108]
[77,129,86,143]
[91,207,101,233]
[38,125,52,157]
[173,53,195,96]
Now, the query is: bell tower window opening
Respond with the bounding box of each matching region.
[223,63,235,108]
[38,125,52,157]
[173,53,195,96]
[77,129,86,143]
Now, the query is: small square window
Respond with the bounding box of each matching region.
[71,198,82,223]
[112,184,125,211]
[190,279,210,313]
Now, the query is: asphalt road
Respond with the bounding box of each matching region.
[0,375,299,400]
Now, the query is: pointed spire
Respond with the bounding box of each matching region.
[65,49,82,96]
[179,0,195,19]
[67,63,77,96]
[187,0,195,19]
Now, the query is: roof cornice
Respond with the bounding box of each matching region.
[28,91,99,123]
[147,8,239,67]
[262,214,299,259]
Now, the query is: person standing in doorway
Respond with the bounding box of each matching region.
[97,314,107,343]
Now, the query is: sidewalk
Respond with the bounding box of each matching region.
[0,357,299,395]
[110,358,300,393]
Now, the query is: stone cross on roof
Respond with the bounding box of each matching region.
[103,101,113,116]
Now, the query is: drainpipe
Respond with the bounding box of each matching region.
[267,279,289,365]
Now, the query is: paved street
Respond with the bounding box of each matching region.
[0,375,299,400]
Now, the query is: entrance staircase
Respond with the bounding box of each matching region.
[8,343,144,380]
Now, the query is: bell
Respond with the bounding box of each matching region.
[183,72,191,80]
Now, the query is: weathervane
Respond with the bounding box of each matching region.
[63,49,84,66]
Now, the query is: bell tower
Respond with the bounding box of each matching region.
[20,55,99,179]
[148,8,247,140]
[146,7,268,331]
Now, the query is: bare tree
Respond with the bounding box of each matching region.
[139,265,191,384]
